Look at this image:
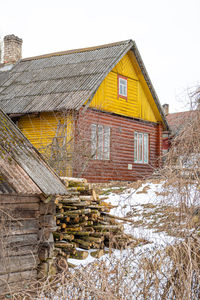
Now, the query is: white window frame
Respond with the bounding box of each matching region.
[91,124,110,160]
[118,76,127,98]
[134,132,149,164]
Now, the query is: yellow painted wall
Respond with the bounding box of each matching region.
[89,51,163,124]
[18,111,74,176]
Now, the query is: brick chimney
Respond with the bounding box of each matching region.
[4,34,22,64]
[162,103,169,115]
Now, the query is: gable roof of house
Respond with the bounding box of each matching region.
[166,110,197,135]
[0,109,67,195]
[0,64,13,86]
[0,40,168,129]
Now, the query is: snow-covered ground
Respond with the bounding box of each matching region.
[109,181,175,244]
[41,179,199,299]
[68,180,180,267]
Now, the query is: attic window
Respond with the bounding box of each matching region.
[118,75,127,99]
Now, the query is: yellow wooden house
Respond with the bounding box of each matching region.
[0,39,169,182]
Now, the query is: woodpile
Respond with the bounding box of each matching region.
[54,177,133,262]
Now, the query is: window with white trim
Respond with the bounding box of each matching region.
[134,132,149,164]
[118,76,127,98]
[91,124,110,160]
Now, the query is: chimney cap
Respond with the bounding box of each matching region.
[4,34,23,44]
[3,34,23,64]
[162,103,169,115]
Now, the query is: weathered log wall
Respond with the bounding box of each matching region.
[74,108,163,182]
[0,194,56,296]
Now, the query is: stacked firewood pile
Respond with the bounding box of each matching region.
[53,177,133,261]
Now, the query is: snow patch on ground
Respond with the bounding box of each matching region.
[68,180,178,267]
[109,181,177,252]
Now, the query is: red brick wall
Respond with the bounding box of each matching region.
[73,109,163,182]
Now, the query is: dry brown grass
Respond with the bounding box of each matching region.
[6,234,199,300]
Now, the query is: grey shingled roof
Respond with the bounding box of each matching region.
[0,40,168,129]
[0,109,67,195]
[0,68,11,87]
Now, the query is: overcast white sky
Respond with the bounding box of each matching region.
[0,0,199,113]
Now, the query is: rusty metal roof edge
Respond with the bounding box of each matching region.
[130,42,169,131]
[77,40,135,111]
[21,40,132,62]
[0,109,68,195]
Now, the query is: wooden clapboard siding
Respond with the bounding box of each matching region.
[18,111,74,176]
[18,112,60,151]
[74,109,162,182]
[89,51,162,124]
[18,112,74,154]
[0,194,40,294]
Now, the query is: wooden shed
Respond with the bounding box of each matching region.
[0,109,67,295]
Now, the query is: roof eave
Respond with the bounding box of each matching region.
[130,42,169,131]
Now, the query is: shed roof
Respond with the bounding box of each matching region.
[0,109,67,195]
[0,40,168,129]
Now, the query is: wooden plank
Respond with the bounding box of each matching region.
[2,233,38,246]
[0,278,36,295]
[0,254,38,275]
[0,244,38,258]
[0,195,39,204]
[0,202,39,210]
[0,219,38,231]
[0,270,37,288]
[0,209,39,219]
[2,228,38,236]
